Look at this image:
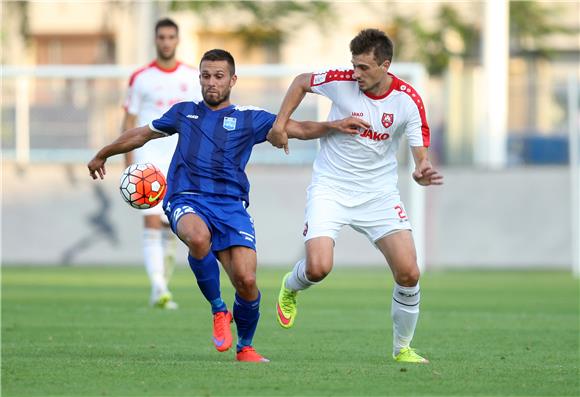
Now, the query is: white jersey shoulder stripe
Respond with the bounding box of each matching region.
[234,105,266,112]
[148,121,170,136]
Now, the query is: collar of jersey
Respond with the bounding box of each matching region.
[363,72,398,100]
[199,101,236,113]
[150,60,181,73]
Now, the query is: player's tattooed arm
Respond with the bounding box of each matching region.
[121,112,137,167]
[88,126,163,180]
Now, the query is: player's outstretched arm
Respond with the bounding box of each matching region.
[410,146,444,186]
[87,126,162,180]
[121,112,137,167]
[269,73,313,153]
[283,117,370,140]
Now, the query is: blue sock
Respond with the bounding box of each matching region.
[233,291,261,351]
[187,253,227,314]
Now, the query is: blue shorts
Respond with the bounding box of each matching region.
[164,193,256,252]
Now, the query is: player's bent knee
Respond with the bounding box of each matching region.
[305,263,331,282]
[395,267,421,287]
[182,233,211,259]
[233,274,257,295]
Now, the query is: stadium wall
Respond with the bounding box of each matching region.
[1,163,571,269]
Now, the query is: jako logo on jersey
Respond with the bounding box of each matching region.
[223,117,237,131]
[303,222,308,237]
[351,111,364,117]
[360,128,390,141]
[382,113,394,128]
[186,114,199,119]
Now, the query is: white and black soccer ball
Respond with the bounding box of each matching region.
[119,163,166,209]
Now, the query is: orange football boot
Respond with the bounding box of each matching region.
[236,346,270,362]
[212,311,233,352]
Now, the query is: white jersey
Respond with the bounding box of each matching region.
[124,61,202,170]
[310,68,430,196]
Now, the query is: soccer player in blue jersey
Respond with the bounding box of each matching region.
[88,49,369,362]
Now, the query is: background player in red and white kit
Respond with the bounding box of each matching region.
[270,29,443,364]
[122,18,202,309]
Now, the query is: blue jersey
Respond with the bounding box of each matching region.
[149,100,276,205]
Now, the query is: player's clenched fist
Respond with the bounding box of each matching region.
[267,123,289,152]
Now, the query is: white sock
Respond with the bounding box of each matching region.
[391,283,420,355]
[143,228,168,299]
[162,227,177,283]
[285,259,318,291]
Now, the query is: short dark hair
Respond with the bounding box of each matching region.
[350,29,394,64]
[155,18,179,35]
[200,49,236,75]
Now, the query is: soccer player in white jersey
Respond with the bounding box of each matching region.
[122,18,202,309]
[269,29,443,364]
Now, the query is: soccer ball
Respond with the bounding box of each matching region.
[119,163,167,209]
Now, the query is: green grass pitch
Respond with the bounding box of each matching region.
[2,266,579,396]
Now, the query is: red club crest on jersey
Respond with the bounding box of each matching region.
[382,113,394,129]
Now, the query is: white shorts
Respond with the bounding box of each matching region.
[303,184,412,244]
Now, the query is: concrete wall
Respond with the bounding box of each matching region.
[1,162,572,269]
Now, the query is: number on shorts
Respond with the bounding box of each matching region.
[394,204,407,220]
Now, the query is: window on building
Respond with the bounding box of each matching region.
[34,34,115,64]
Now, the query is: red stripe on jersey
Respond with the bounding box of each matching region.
[363,82,396,100]
[128,60,184,87]
[127,63,152,87]
[310,69,355,87]
[391,74,430,147]
[152,60,181,73]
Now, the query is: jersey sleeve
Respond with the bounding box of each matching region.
[149,103,181,136]
[309,68,355,102]
[252,110,276,144]
[405,96,430,147]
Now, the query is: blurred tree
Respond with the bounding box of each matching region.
[392,5,480,76]
[169,1,335,50]
[509,1,576,58]
[1,1,30,44]
[391,2,576,76]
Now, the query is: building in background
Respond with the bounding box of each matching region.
[1,1,578,271]
[2,1,578,167]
